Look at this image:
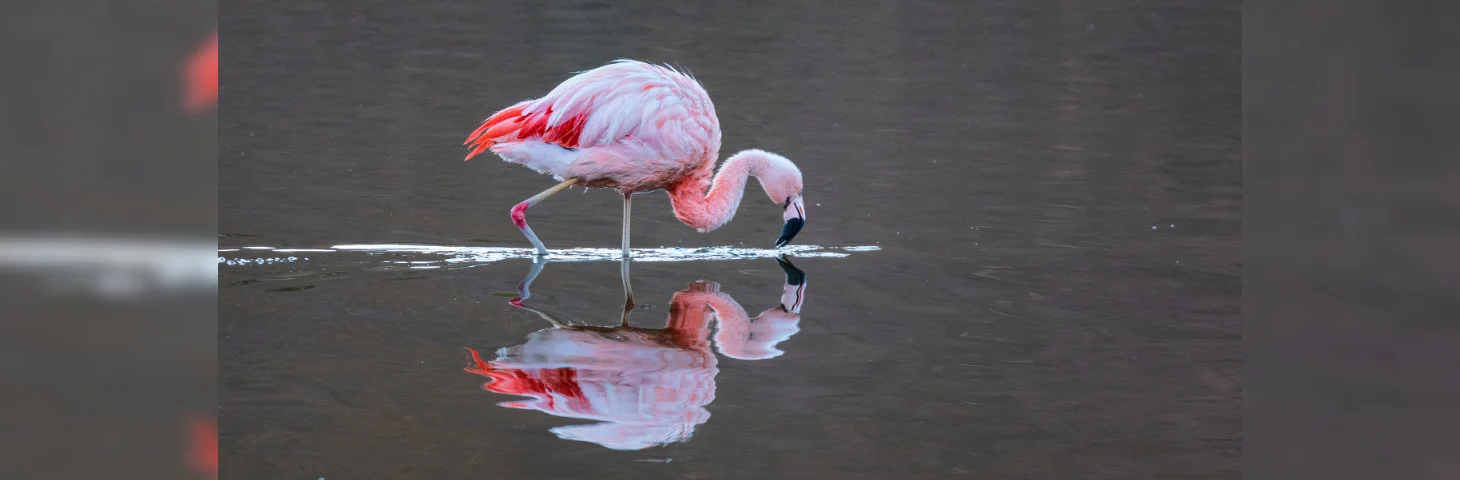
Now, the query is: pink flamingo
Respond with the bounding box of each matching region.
[464,59,808,258]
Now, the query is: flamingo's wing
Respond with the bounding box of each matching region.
[465,60,720,162]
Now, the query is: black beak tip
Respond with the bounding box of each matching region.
[775,217,805,248]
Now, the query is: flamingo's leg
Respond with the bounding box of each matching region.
[620,257,635,326]
[619,192,635,326]
[511,178,579,256]
[621,192,632,259]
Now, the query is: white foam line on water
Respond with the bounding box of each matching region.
[217,243,879,269]
[328,243,878,264]
[218,256,304,266]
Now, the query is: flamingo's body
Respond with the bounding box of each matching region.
[464,60,807,257]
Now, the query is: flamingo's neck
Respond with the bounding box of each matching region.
[668,152,765,232]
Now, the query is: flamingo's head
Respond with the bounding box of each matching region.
[744,150,806,247]
[777,193,806,248]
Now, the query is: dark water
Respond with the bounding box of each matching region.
[222,1,1239,478]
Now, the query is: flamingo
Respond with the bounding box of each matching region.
[463,59,808,258]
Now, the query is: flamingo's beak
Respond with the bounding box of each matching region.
[776,195,805,248]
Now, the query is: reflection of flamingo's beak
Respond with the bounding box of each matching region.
[775,255,804,285]
[775,255,806,313]
[776,195,805,247]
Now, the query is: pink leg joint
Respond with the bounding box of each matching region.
[510,202,529,229]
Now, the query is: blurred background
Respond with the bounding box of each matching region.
[0,0,216,475]
[0,0,217,478]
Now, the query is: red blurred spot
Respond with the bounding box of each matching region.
[183,31,218,113]
[187,414,218,479]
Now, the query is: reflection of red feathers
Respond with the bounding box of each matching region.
[187,414,217,479]
[183,31,218,113]
[462,329,719,451]
[464,347,588,411]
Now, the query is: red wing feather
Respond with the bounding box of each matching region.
[464,103,592,161]
[464,103,525,160]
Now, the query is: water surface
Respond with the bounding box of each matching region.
[221,1,1240,478]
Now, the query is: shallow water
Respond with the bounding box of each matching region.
[222,0,1239,478]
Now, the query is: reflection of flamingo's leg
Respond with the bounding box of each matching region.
[519,305,569,329]
[507,259,568,328]
[620,257,635,326]
[513,258,550,306]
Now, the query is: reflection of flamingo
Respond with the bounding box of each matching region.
[463,257,806,450]
[463,59,808,258]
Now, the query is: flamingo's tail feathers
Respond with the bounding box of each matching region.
[466,98,596,162]
[488,140,582,178]
[464,101,531,161]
